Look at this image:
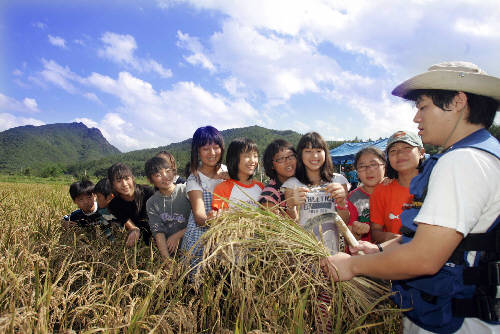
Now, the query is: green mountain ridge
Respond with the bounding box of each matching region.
[0,122,121,173]
[66,125,308,178]
[6,122,494,179]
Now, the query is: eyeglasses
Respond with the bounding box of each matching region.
[273,154,297,164]
[357,163,384,172]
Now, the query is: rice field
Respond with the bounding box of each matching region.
[0,182,401,333]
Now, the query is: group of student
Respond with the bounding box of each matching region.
[63,60,500,334]
[64,123,427,268]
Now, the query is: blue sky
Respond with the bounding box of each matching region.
[1,0,499,152]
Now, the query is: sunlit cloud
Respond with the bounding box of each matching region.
[33,21,47,30]
[48,35,67,48]
[0,93,41,113]
[98,32,173,78]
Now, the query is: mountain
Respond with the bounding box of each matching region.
[66,125,307,178]
[0,122,121,172]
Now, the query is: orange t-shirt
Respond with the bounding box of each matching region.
[369,179,413,234]
[212,179,264,210]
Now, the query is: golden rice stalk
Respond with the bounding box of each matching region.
[193,204,401,333]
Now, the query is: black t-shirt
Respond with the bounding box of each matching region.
[69,209,101,227]
[108,184,154,244]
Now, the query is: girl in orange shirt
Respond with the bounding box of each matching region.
[212,138,264,211]
[370,131,425,243]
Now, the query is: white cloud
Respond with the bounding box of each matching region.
[72,115,139,150]
[0,113,45,132]
[48,35,67,48]
[0,93,41,113]
[99,32,136,64]
[73,117,99,129]
[98,32,173,78]
[156,0,183,9]
[163,0,500,141]
[33,22,47,30]
[177,31,216,72]
[39,59,81,93]
[13,69,23,76]
[223,76,246,97]
[83,92,102,104]
[23,98,38,111]
[347,92,418,140]
[83,71,259,151]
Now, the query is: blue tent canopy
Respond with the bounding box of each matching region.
[329,138,388,164]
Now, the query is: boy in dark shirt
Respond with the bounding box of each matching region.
[94,178,119,241]
[62,179,113,240]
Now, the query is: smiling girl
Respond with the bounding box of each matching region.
[180,126,227,265]
[212,138,264,210]
[346,147,386,243]
[370,130,425,243]
[259,139,297,216]
[281,132,350,254]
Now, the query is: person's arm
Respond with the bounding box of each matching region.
[323,223,463,281]
[61,215,77,228]
[349,236,401,255]
[283,186,308,221]
[370,223,399,243]
[146,197,163,238]
[154,233,170,260]
[166,228,185,255]
[351,221,370,240]
[124,219,140,247]
[324,182,350,224]
[188,190,211,226]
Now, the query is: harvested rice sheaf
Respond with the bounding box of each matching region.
[193,205,402,333]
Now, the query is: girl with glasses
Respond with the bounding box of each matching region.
[346,147,386,246]
[259,139,297,216]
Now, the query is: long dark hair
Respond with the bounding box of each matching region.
[295,132,333,185]
[226,137,258,181]
[185,126,225,180]
[107,162,144,216]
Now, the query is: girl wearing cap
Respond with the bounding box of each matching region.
[369,130,425,243]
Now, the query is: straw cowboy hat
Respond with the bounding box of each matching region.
[392,61,500,106]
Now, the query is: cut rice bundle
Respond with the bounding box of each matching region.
[189,205,401,333]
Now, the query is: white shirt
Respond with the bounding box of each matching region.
[409,148,500,334]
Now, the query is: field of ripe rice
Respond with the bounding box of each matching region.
[0,182,401,333]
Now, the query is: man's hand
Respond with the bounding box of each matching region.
[320,252,354,281]
[349,240,379,255]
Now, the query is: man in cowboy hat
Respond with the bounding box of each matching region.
[322,61,500,333]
